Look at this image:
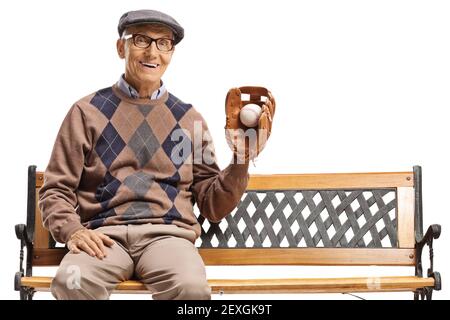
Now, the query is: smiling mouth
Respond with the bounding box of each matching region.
[140,62,159,69]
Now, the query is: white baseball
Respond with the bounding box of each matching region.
[239,103,262,127]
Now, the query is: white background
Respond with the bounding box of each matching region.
[0,0,449,300]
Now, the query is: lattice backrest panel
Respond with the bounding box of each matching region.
[196,189,398,248]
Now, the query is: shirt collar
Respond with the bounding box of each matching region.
[117,74,166,100]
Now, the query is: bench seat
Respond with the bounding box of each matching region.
[20,276,435,294]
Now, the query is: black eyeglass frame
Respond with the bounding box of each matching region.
[122,33,175,52]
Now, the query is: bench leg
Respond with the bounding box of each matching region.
[15,272,35,300]
[19,287,35,300]
[414,287,433,300]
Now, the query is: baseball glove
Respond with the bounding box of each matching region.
[225,86,276,162]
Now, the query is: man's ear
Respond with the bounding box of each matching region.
[117,39,125,59]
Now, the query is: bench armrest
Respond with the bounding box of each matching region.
[415,224,441,291]
[416,224,441,248]
[15,223,31,245]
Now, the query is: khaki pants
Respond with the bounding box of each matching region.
[51,223,211,300]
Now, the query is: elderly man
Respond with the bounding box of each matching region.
[39,9,274,300]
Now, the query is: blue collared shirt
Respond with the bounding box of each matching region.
[117,74,167,100]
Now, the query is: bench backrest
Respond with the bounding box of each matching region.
[27,166,423,268]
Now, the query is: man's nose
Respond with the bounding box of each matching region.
[145,41,159,55]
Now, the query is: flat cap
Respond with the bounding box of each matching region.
[118,9,184,44]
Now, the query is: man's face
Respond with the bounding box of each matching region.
[117,24,174,90]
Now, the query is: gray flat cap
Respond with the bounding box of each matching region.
[118,9,184,44]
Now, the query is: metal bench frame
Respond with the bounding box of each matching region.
[15,165,441,300]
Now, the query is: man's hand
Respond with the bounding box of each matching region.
[67,229,115,260]
[225,86,276,162]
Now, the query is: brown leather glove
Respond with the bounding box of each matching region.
[225,86,276,162]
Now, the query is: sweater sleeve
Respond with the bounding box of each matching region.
[191,118,249,223]
[38,104,90,243]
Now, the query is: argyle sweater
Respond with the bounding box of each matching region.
[38,84,249,243]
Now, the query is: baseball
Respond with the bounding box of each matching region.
[239,103,262,127]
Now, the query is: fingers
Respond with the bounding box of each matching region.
[267,91,275,105]
[258,109,269,130]
[78,241,97,258]
[68,229,114,260]
[266,91,276,116]
[259,105,272,131]
[89,237,106,259]
[225,88,243,130]
[67,241,81,254]
[98,233,115,247]
[71,246,81,254]
[264,99,275,118]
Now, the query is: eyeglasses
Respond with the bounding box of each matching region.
[122,34,175,52]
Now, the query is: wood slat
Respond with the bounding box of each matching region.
[20,276,434,294]
[397,187,415,248]
[32,248,416,267]
[247,172,413,190]
[200,248,416,266]
[36,172,44,187]
[32,248,67,266]
[35,171,414,190]
[207,276,435,293]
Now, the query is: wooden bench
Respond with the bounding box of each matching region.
[15,165,441,300]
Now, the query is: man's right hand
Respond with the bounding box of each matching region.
[67,228,115,260]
